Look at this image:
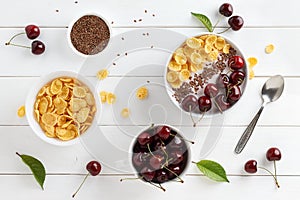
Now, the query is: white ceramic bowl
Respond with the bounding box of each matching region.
[164,33,248,117]
[67,12,112,57]
[26,71,101,146]
[129,124,191,186]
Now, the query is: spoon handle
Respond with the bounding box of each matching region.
[235,105,265,154]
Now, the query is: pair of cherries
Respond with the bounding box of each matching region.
[5,24,45,55]
[219,3,244,31]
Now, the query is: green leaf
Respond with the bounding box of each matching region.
[191,12,213,32]
[194,160,229,182]
[16,152,46,190]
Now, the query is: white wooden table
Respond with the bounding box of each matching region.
[1,0,299,199]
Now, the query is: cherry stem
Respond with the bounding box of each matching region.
[5,42,31,49]
[72,173,90,198]
[212,97,223,114]
[258,167,280,188]
[212,16,222,32]
[273,161,277,178]
[163,166,184,183]
[5,32,25,45]
[188,105,205,129]
[120,177,143,181]
[217,27,231,34]
[148,182,166,192]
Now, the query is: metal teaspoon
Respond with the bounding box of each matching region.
[234,75,285,154]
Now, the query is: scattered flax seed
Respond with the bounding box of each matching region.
[265,44,275,54]
[111,21,114,24]
[17,106,26,117]
[56,9,59,12]
[150,45,154,48]
[121,37,125,40]
[117,53,120,56]
[74,1,78,3]
[152,14,156,17]
[142,33,146,36]
[134,20,137,23]
[146,33,149,36]
[125,52,128,56]
[147,80,150,83]
[139,19,142,22]
[113,63,116,66]
[145,10,148,13]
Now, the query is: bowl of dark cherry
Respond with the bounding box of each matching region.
[129,124,193,191]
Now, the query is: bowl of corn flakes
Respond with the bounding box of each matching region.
[26,71,101,146]
[164,33,248,119]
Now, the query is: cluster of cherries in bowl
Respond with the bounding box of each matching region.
[181,55,246,118]
[131,125,191,191]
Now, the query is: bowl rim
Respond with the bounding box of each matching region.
[128,124,192,184]
[25,70,101,146]
[164,32,249,118]
[67,12,112,58]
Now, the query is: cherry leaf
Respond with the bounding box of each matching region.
[194,160,229,182]
[16,152,46,190]
[191,12,213,32]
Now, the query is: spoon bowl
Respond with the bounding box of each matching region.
[235,75,284,154]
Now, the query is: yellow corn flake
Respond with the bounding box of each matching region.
[136,87,148,100]
[215,37,226,50]
[265,44,275,54]
[50,79,63,95]
[206,35,217,45]
[121,108,130,118]
[73,86,86,98]
[249,68,255,80]
[17,106,26,117]
[107,92,117,104]
[97,69,109,80]
[204,44,214,53]
[174,53,187,65]
[179,69,190,81]
[247,57,258,68]
[100,91,108,103]
[168,61,182,71]
[166,71,179,83]
[223,44,231,54]
[190,52,203,64]
[186,37,203,49]
[169,79,182,89]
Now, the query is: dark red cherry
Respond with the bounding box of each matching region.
[168,136,184,149]
[140,167,155,182]
[181,95,198,112]
[132,152,148,167]
[86,161,102,176]
[244,160,257,173]
[157,126,171,140]
[216,74,230,89]
[204,83,219,98]
[215,94,230,111]
[31,40,45,55]
[198,96,212,112]
[230,71,245,86]
[167,164,183,179]
[228,56,244,70]
[25,25,40,39]
[266,147,282,161]
[138,132,152,146]
[228,16,244,31]
[149,154,164,170]
[219,3,233,17]
[170,151,184,165]
[155,169,169,183]
[227,85,241,103]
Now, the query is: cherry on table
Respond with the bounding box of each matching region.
[31,40,45,55]
[157,125,171,140]
[198,96,212,112]
[219,3,233,17]
[228,55,244,70]
[25,24,40,39]
[230,71,245,86]
[244,160,257,173]
[228,16,244,31]
[266,147,282,161]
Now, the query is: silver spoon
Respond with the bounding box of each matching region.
[235,75,284,154]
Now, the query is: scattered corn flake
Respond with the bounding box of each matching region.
[265,44,275,54]
[17,105,26,117]
[121,108,130,118]
[136,86,148,100]
[107,93,117,104]
[100,91,108,103]
[247,57,258,68]
[97,69,109,80]
[249,68,255,80]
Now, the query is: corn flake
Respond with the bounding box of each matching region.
[97,69,109,80]
[136,87,148,100]
[265,44,275,54]
[121,108,130,118]
[247,57,258,68]
[107,93,117,104]
[17,106,26,117]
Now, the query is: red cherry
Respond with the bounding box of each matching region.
[149,154,165,170]
[204,83,219,98]
[140,167,155,182]
[25,24,40,39]
[244,160,257,173]
[230,71,245,86]
[86,161,102,176]
[198,96,212,112]
[216,74,230,89]
[266,147,282,161]
[228,56,244,70]
[138,132,152,146]
[219,3,233,17]
[181,95,198,112]
[31,40,45,55]
[215,94,230,111]
[228,16,244,31]
[157,126,171,140]
[227,85,241,103]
